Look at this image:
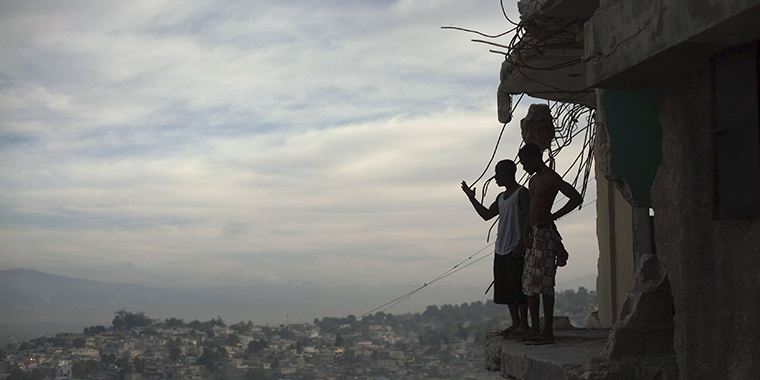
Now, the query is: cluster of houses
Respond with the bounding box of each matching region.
[1,316,497,380]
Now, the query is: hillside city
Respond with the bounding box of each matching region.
[1,288,596,380]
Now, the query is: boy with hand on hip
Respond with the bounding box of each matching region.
[517,143,582,345]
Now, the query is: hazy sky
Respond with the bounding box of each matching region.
[0,1,599,297]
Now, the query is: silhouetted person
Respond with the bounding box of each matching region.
[518,143,582,345]
[462,160,530,337]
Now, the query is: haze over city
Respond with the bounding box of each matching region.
[0,0,598,325]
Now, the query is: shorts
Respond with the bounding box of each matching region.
[521,225,561,296]
[493,252,527,305]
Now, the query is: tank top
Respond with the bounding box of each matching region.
[494,186,526,256]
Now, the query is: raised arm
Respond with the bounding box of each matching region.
[461,180,498,221]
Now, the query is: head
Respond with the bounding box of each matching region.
[494,159,517,186]
[518,143,544,174]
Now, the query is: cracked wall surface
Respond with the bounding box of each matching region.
[651,65,760,380]
[585,0,760,88]
[490,1,760,377]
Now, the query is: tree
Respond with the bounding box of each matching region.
[168,340,182,362]
[7,368,25,380]
[225,334,241,346]
[27,369,46,380]
[115,356,131,372]
[456,323,469,341]
[197,349,216,371]
[188,320,203,330]
[145,327,159,336]
[165,318,186,328]
[247,340,268,353]
[72,338,86,348]
[29,337,46,348]
[335,334,344,347]
[133,358,146,373]
[101,353,117,366]
[112,310,151,330]
[49,336,65,348]
[423,305,441,319]
[243,367,272,380]
[84,325,108,335]
[72,361,93,378]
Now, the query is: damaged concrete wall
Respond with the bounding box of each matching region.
[599,89,663,207]
[651,66,760,379]
[586,0,760,88]
[594,90,636,205]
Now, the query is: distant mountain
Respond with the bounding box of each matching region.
[0,269,288,326]
[0,269,597,345]
[1,269,155,323]
[0,269,490,341]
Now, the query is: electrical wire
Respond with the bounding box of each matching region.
[469,93,524,189]
[500,0,520,26]
[441,25,518,39]
[313,241,496,338]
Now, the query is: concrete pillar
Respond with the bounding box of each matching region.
[595,157,636,328]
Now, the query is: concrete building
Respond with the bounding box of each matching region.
[485,0,760,379]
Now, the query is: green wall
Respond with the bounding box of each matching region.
[602,90,663,207]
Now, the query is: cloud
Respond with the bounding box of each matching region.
[0,0,598,291]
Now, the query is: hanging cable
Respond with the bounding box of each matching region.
[500,0,520,26]
[470,94,525,192]
[313,241,496,338]
[440,25,518,38]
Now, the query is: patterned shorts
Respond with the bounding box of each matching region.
[521,225,561,296]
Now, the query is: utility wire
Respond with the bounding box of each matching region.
[441,25,518,38]
[469,93,525,190]
[500,0,520,26]
[313,242,496,339]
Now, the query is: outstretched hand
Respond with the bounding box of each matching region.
[461,181,476,199]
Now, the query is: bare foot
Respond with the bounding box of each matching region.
[523,336,556,346]
[520,328,539,342]
[540,331,555,343]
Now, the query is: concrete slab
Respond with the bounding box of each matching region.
[484,329,609,380]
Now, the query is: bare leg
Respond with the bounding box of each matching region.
[507,304,521,330]
[518,305,529,330]
[540,295,555,342]
[522,295,541,341]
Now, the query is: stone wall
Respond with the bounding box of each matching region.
[651,66,760,379]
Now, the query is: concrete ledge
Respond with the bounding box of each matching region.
[484,328,678,380]
[484,329,609,380]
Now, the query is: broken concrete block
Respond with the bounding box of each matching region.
[521,103,555,151]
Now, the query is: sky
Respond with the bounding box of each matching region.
[0,0,599,301]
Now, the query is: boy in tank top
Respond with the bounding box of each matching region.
[462,159,530,337]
